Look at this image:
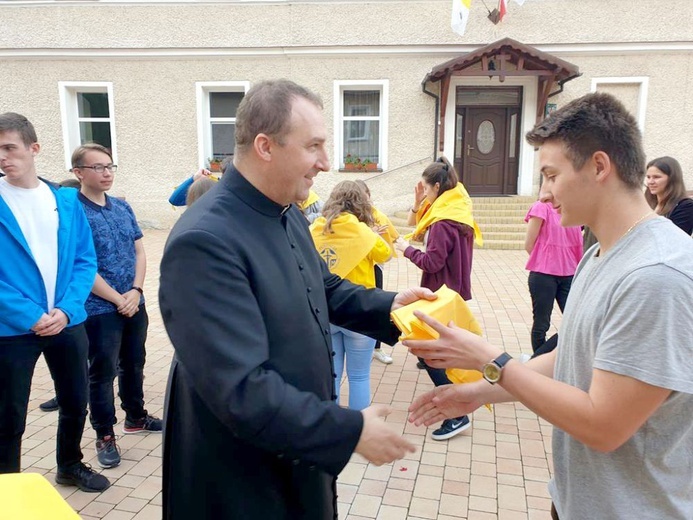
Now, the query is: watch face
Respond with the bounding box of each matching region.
[483,363,501,383]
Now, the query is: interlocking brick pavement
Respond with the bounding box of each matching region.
[19,228,563,519]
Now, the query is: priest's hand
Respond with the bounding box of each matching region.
[408,383,485,427]
[355,405,416,466]
[391,287,436,312]
[402,310,500,371]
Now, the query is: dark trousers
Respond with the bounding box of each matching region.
[86,305,148,438]
[0,326,88,473]
[528,272,573,353]
[374,265,383,350]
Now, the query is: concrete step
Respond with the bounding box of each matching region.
[475,215,527,225]
[481,240,526,250]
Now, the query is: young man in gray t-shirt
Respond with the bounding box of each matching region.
[406,92,693,519]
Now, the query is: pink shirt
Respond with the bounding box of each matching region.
[525,201,583,276]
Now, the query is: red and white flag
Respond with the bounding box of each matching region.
[499,0,508,22]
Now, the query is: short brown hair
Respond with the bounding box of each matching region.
[186,177,216,206]
[0,112,38,147]
[71,143,113,169]
[526,92,645,189]
[321,180,374,233]
[234,80,323,155]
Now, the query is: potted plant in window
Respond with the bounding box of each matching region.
[361,159,378,172]
[208,157,223,172]
[343,154,359,171]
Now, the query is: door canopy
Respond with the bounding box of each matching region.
[423,38,580,151]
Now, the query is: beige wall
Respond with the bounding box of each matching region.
[2,0,692,226]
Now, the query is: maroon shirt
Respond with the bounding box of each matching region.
[404,219,474,300]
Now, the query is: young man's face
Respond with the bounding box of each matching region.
[269,96,330,205]
[0,131,39,185]
[73,150,115,193]
[538,140,594,228]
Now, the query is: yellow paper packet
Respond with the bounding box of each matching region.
[391,285,491,410]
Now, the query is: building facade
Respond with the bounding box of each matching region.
[2,0,692,227]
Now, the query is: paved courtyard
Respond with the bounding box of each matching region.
[21,228,560,520]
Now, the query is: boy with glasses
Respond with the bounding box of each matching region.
[71,143,161,470]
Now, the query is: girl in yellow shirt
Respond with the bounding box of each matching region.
[310,181,390,409]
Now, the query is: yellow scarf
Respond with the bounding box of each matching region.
[298,190,320,210]
[310,213,377,279]
[408,183,483,246]
[372,206,399,257]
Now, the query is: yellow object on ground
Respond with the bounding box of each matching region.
[0,473,80,520]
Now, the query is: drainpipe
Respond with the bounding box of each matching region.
[548,72,582,98]
[422,79,439,160]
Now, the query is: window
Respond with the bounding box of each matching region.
[334,81,388,170]
[196,81,249,168]
[59,82,117,168]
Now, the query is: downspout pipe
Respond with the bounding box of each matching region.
[548,72,582,98]
[422,79,439,160]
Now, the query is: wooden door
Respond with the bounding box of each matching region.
[462,107,507,195]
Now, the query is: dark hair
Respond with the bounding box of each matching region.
[0,112,38,147]
[421,156,458,198]
[71,143,112,169]
[526,92,645,189]
[321,180,374,233]
[234,80,323,155]
[645,156,688,216]
[59,178,81,189]
[186,177,216,206]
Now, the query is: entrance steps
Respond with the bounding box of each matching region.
[390,196,535,250]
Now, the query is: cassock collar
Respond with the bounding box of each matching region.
[222,164,291,218]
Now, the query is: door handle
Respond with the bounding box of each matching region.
[466,145,475,157]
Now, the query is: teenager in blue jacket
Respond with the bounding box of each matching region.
[0,113,109,492]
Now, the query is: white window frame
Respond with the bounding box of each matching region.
[195,81,250,169]
[58,81,117,170]
[334,80,388,170]
[591,76,649,134]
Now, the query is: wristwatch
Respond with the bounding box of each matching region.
[482,352,513,384]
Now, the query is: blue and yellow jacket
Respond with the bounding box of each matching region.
[0,181,97,336]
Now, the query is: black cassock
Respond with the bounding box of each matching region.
[159,167,400,519]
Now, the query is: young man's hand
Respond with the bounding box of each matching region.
[408,383,485,427]
[117,290,141,317]
[32,309,68,336]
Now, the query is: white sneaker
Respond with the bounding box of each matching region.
[372,349,393,364]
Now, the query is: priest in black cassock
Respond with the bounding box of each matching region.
[159,80,432,519]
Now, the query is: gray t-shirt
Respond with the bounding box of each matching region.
[549,217,693,519]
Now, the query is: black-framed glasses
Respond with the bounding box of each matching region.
[77,164,117,173]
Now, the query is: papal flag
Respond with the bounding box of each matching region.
[451,0,472,36]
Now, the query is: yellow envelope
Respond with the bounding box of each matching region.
[390,284,482,341]
[391,285,491,410]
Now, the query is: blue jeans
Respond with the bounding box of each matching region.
[85,305,148,438]
[0,326,89,472]
[330,325,376,411]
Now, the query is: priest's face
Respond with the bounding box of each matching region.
[270,96,330,205]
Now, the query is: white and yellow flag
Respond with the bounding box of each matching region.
[451,0,472,36]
